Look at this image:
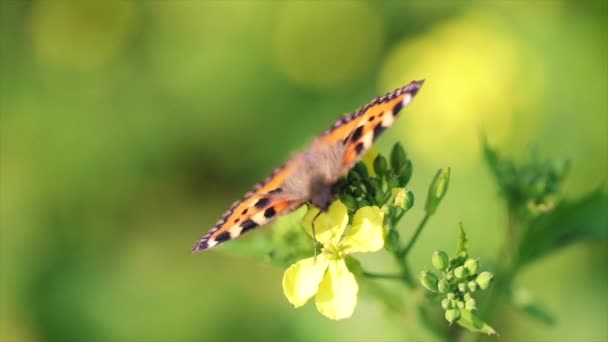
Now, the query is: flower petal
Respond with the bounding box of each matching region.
[302,201,348,245]
[315,259,358,320]
[282,255,329,308]
[341,206,385,254]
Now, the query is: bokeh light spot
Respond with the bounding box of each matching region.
[28,1,136,70]
[380,10,544,168]
[274,1,384,89]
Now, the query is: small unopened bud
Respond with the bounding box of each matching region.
[445,309,460,324]
[419,271,438,292]
[425,168,450,215]
[456,300,465,309]
[454,265,466,279]
[353,162,368,178]
[445,271,454,281]
[467,281,478,292]
[463,293,471,301]
[476,272,494,290]
[392,188,414,210]
[438,279,450,293]
[464,258,479,275]
[447,292,455,300]
[465,298,477,311]
[373,155,388,176]
[458,282,467,293]
[390,143,407,172]
[432,250,449,271]
[441,298,451,310]
[340,194,357,210]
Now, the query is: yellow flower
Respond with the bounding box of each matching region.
[282,201,384,320]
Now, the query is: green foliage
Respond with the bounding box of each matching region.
[515,189,608,269]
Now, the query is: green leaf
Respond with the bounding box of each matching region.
[456,309,498,335]
[456,222,469,256]
[515,189,608,268]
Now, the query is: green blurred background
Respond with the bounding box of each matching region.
[1,1,606,341]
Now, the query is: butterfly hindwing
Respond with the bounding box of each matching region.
[192,159,305,251]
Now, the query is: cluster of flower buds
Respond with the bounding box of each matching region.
[419,247,494,324]
[483,139,569,215]
[338,143,414,214]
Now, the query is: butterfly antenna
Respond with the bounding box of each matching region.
[311,210,323,260]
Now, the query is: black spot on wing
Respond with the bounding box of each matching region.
[409,86,420,97]
[215,231,231,243]
[392,101,403,117]
[268,188,283,195]
[355,142,365,155]
[373,123,386,141]
[241,208,248,215]
[264,207,276,218]
[254,197,270,208]
[350,125,363,142]
[368,115,375,122]
[240,219,259,233]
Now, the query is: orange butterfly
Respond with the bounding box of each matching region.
[192,80,424,252]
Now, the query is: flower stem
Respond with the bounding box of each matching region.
[398,213,431,258]
[362,271,404,280]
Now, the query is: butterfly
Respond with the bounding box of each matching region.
[192,80,424,252]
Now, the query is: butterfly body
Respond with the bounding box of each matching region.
[193,80,424,252]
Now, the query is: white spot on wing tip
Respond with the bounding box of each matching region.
[402,93,412,106]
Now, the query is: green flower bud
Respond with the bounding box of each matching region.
[463,293,471,301]
[419,271,438,292]
[458,282,467,293]
[454,265,466,279]
[465,298,477,311]
[456,300,465,309]
[353,161,368,178]
[437,279,450,293]
[445,309,460,324]
[398,160,413,186]
[445,271,454,281]
[390,143,407,172]
[441,298,451,310]
[447,292,455,300]
[425,167,450,215]
[476,272,494,290]
[339,194,357,210]
[392,188,414,210]
[467,280,478,292]
[359,199,371,207]
[432,250,449,271]
[464,258,479,275]
[373,155,388,177]
[385,170,399,190]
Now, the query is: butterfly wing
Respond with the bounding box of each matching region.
[317,80,424,169]
[193,80,424,252]
[192,158,306,252]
